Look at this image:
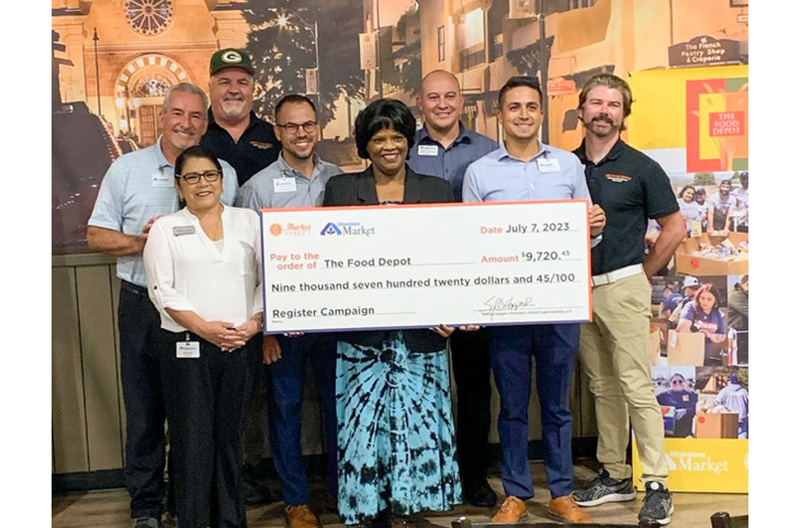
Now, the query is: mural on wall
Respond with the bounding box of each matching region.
[52,0,748,253]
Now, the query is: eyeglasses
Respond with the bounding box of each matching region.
[670,379,685,385]
[179,170,221,185]
[276,121,317,134]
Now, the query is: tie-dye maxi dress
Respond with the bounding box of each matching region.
[335,331,462,525]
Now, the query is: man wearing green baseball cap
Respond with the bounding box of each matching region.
[201,48,281,186]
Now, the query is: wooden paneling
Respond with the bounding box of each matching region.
[109,274,126,461]
[52,266,89,473]
[76,266,124,470]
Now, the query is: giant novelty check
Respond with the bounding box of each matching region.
[261,201,592,333]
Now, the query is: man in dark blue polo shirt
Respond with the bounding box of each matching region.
[571,73,686,526]
[200,48,281,186]
[407,69,498,508]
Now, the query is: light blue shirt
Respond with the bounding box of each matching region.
[87,138,239,286]
[235,152,341,211]
[462,141,592,203]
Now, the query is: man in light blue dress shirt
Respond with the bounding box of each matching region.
[87,83,238,528]
[236,95,341,528]
[463,76,604,525]
[407,70,499,508]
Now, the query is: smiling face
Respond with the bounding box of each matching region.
[498,86,544,142]
[578,85,626,139]
[682,187,695,202]
[160,91,208,153]
[366,126,408,177]
[719,181,732,196]
[177,156,223,212]
[275,100,318,163]
[417,71,463,135]
[209,67,254,122]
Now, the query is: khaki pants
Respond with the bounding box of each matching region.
[579,271,668,485]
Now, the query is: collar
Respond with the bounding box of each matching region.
[419,121,472,148]
[497,140,549,162]
[207,108,260,133]
[155,136,173,169]
[356,165,423,204]
[575,137,625,164]
[276,151,322,178]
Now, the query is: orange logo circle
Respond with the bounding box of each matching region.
[269,223,283,236]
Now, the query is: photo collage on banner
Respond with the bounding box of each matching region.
[629,65,748,493]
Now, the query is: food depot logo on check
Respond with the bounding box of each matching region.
[268,223,312,237]
[320,221,376,237]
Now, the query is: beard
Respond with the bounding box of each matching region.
[218,98,248,120]
[585,114,620,137]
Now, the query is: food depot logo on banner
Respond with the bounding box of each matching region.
[320,221,375,237]
[268,223,312,237]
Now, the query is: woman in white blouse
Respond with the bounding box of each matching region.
[143,145,263,528]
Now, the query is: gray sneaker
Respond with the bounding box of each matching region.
[638,481,674,525]
[573,468,637,506]
[133,518,162,528]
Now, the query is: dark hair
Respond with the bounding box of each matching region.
[694,187,706,196]
[354,98,416,159]
[498,76,542,108]
[678,184,696,199]
[693,283,721,311]
[174,145,223,179]
[719,179,732,187]
[739,171,748,181]
[740,274,748,285]
[274,94,317,122]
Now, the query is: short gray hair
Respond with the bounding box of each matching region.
[161,83,209,117]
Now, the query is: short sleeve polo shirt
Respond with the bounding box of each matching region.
[201,110,281,186]
[574,139,679,275]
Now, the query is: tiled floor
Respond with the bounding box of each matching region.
[52,462,748,528]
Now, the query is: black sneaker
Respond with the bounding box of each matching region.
[133,518,162,528]
[573,468,636,506]
[638,481,674,526]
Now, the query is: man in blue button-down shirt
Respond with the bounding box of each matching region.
[236,95,342,528]
[463,76,604,525]
[87,83,238,528]
[407,69,499,508]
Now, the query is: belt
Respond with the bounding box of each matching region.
[591,263,644,287]
[120,280,148,296]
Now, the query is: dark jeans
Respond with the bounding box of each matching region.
[487,324,580,499]
[159,330,254,528]
[118,282,175,519]
[450,329,492,490]
[267,334,338,505]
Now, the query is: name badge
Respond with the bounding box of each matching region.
[417,145,439,156]
[176,341,200,358]
[274,177,297,193]
[536,157,561,173]
[172,225,195,236]
[152,171,173,188]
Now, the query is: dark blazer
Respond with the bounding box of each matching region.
[323,164,454,353]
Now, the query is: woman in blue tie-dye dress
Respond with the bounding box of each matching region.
[322,98,463,526]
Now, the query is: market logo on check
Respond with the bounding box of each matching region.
[321,222,343,235]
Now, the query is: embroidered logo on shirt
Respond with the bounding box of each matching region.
[605,173,632,183]
[250,141,275,149]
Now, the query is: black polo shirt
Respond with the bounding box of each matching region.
[574,139,679,275]
[200,110,281,186]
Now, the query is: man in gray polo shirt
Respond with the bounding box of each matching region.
[87,83,238,528]
[407,69,499,508]
[236,94,341,528]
